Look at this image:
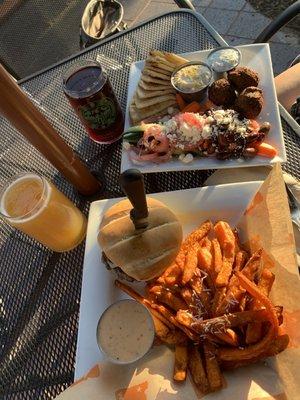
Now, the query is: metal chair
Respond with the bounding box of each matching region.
[1,0,299,79]
[175,0,300,45]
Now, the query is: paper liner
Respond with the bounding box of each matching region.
[56,164,299,400]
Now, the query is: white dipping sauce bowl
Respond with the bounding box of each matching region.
[96,299,155,364]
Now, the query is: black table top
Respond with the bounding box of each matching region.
[0,10,299,399]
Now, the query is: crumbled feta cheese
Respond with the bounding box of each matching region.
[222,117,231,125]
[236,127,246,134]
[202,124,212,139]
[206,116,214,124]
[214,110,225,123]
[160,116,170,123]
[164,119,177,133]
[123,141,131,150]
[180,153,194,163]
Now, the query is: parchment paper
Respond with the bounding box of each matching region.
[56,164,299,400]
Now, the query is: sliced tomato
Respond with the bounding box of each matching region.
[181,113,203,130]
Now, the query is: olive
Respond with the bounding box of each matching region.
[258,122,271,135]
[243,147,258,158]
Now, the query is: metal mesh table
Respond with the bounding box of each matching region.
[0,10,299,400]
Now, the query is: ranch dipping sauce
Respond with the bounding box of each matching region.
[97,299,154,363]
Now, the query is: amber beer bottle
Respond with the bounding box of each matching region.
[63,60,124,144]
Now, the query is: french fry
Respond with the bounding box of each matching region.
[201,236,212,251]
[203,342,223,392]
[214,329,238,347]
[215,279,245,315]
[245,268,275,344]
[173,344,188,381]
[177,309,269,335]
[211,287,226,316]
[215,245,235,287]
[152,314,171,338]
[115,280,174,329]
[219,273,279,362]
[234,250,249,271]
[219,325,275,362]
[189,269,203,295]
[150,303,198,341]
[214,221,236,251]
[216,250,263,315]
[275,305,283,325]
[180,286,210,318]
[221,334,289,369]
[237,272,279,335]
[149,285,187,311]
[239,295,247,311]
[180,287,194,305]
[182,220,212,253]
[161,221,212,285]
[152,315,187,345]
[176,309,195,328]
[118,216,288,397]
[214,221,236,287]
[242,249,263,281]
[188,345,210,394]
[198,242,213,272]
[157,262,182,286]
[211,238,222,280]
[182,243,199,285]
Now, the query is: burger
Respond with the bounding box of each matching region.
[98,197,182,281]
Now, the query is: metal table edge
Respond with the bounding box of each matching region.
[17,9,227,85]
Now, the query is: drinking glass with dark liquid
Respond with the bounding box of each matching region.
[63,60,124,144]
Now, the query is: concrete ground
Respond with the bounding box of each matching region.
[0,0,299,78]
[123,0,300,75]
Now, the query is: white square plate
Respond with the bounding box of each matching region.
[75,180,262,379]
[121,44,286,173]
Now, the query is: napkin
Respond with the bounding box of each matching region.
[56,164,299,400]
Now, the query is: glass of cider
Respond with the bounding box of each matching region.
[0,173,87,252]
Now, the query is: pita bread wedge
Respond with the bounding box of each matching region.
[129,97,141,125]
[141,74,172,86]
[150,50,188,66]
[139,79,172,91]
[142,67,171,81]
[136,85,175,99]
[149,52,177,68]
[147,58,175,73]
[135,93,175,109]
[129,98,176,125]
[144,62,173,75]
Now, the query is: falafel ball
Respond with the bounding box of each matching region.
[208,78,237,106]
[235,86,263,119]
[227,66,259,91]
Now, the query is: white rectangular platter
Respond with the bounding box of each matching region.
[75,181,262,380]
[121,44,286,173]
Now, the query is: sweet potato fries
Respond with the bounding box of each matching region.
[115,220,288,395]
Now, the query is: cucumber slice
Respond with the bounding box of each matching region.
[123,123,157,135]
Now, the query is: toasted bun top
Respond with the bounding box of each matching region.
[98,197,182,281]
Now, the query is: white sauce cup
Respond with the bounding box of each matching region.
[96,299,155,364]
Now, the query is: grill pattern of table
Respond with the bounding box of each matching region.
[0,10,299,399]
